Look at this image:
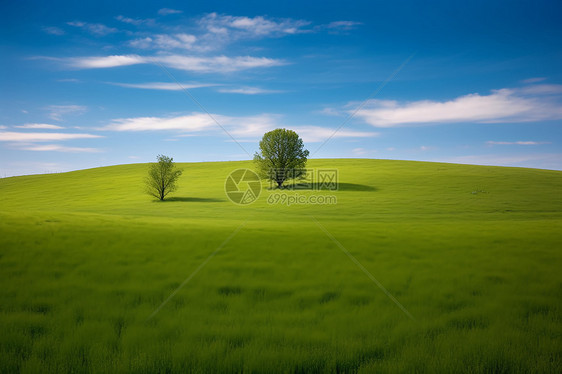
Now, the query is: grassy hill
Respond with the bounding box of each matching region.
[1,159,561,373]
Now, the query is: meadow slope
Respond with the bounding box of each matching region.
[0,159,561,373]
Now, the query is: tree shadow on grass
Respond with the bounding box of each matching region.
[275,182,377,191]
[157,197,227,203]
[336,183,378,191]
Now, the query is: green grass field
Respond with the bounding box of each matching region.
[0,159,561,373]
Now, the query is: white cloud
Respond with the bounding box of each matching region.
[324,21,362,30]
[128,37,153,49]
[130,33,197,50]
[128,13,356,53]
[317,107,344,116]
[289,126,378,143]
[101,113,277,138]
[352,147,369,156]
[115,15,153,26]
[199,13,311,38]
[19,144,101,153]
[100,113,377,143]
[109,82,216,91]
[351,87,562,127]
[217,86,283,95]
[67,55,146,68]
[115,15,141,25]
[521,77,546,84]
[158,8,183,16]
[156,55,286,73]
[65,54,285,73]
[14,123,64,129]
[45,105,87,121]
[517,84,562,95]
[0,132,102,142]
[486,141,550,146]
[43,26,65,35]
[67,21,118,36]
[101,113,216,132]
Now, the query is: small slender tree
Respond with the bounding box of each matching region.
[254,128,309,188]
[146,154,183,201]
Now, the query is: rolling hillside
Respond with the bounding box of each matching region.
[1,159,561,373]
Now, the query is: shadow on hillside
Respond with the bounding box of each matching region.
[274,182,377,191]
[158,197,226,203]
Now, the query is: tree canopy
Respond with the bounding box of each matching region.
[254,128,309,188]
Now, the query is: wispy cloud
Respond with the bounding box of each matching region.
[0,132,102,142]
[43,26,65,35]
[285,126,377,143]
[351,148,369,156]
[122,13,359,53]
[100,113,377,142]
[108,82,217,91]
[18,144,101,153]
[127,38,153,49]
[57,78,81,83]
[129,33,197,50]
[156,55,286,73]
[115,15,154,26]
[101,113,216,132]
[217,86,284,95]
[66,55,145,68]
[521,77,546,84]
[486,140,550,145]
[158,8,183,16]
[64,54,286,73]
[67,21,118,36]
[100,113,276,137]
[323,21,362,32]
[348,86,562,127]
[199,13,311,39]
[45,105,87,121]
[14,123,64,129]
[517,84,562,95]
[317,107,343,116]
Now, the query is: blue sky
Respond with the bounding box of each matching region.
[1,0,562,176]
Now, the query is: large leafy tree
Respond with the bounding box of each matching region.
[146,154,183,201]
[254,128,309,188]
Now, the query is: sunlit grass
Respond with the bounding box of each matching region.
[0,159,561,372]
